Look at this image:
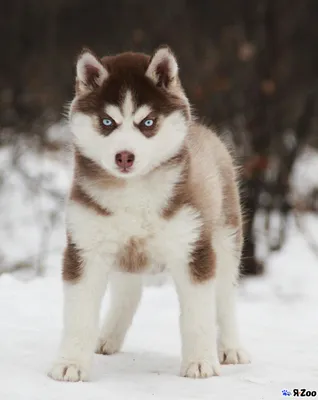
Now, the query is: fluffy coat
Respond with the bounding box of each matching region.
[49,46,249,382]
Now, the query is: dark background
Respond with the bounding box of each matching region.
[1,0,318,275]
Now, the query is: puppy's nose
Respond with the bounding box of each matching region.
[115,151,135,169]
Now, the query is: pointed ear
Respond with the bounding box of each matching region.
[146,46,179,89]
[76,49,108,93]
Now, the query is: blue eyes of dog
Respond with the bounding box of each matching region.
[101,117,155,131]
[143,119,154,127]
[102,118,113,127]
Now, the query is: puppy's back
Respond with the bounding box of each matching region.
[186,123,241,232]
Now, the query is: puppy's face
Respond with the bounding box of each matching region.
[69,47,190,179]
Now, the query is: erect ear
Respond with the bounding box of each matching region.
[76,48,108,93]
[146,46,179,89]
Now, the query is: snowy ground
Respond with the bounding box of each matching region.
[1,215,318,400]
[1,128,318,398]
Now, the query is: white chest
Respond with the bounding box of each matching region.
[66,198,201,274]
[67,167,202,273]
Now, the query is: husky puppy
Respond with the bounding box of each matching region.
[49,46,249,382]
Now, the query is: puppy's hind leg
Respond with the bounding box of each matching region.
[96,272,143,355]
[215,227,250,365]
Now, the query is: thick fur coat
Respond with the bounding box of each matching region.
[49,46,249,382]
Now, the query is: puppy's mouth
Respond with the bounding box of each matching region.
[118,166,133,174]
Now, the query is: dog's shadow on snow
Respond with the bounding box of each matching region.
[93,350,179,380]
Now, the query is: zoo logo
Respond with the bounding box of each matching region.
[282,389,317,397]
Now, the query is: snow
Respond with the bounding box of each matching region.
[291,147,318,197]
[0,126,72,274]
[1,216,318,400]
[1,126,318,398]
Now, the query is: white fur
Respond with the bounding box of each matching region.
[66,185,201,273]
[171,264,220,378]
[49,178,203,381]
[49,194,249,381]
[49,264,108,381]
[105,103,152,125]
[49,58,248,381]
[76,51,108,86]
[146,47,178,84]
[104,104,123,124]
[122,90,134,118]
[70,91,188,179]
[80,162,182,213]
[215,227,250,364]
[133,105,153,124]
[96,272,143,355]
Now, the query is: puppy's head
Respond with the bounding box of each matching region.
[69,46,191,179]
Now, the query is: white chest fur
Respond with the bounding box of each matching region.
[66,169,202,274]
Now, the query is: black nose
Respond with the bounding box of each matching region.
[115,151,135,169]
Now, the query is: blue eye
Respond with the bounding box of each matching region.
[144,119,154,127]
[102,118,113,127]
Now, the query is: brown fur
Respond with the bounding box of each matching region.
[76,48,104,93]
[69,49,242,284]
[160,146,188,172]
[136,111,160,138]
[190,231,217,282]
[222,177,243,249]
[161,169,190,219]
[117,237,149,273]
[63,234,83,282]
[73,52,189,122]
[160,147,190,218]
[64,152,115,282]
[162,122,242,282]
[70,183,111,217]
[161,144,217,282]
[74,150,124,189]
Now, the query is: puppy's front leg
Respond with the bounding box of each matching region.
[49,246,108,382]
[172,257,220,378]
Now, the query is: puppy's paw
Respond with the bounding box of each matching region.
[181,360,220,379]
[218,347,250,365]
[95,334,122,355]
[48,361,89,382]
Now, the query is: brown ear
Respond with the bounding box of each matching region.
[146,46,178,89]
[76,48,108,93]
